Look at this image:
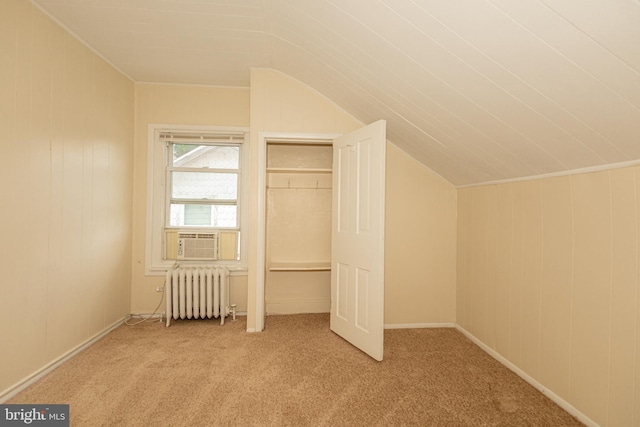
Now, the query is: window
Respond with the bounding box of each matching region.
[145,125,249,274]
[164,135,242,229]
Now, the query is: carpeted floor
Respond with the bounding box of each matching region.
[8,314,582,426]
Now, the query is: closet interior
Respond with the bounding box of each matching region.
[265,141,333,314]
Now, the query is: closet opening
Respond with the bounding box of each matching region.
[265,141,332,315]
[256,133,340,331]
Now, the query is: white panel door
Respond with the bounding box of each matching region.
[330,120,386,361]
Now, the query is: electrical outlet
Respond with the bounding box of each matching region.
[156,286,164,292]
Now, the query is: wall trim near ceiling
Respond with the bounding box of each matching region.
[0,317,125,403]
[455,325,597,427]
[457,158,640,189]
[135,81,251,90]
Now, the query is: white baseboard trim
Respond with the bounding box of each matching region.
[0,317,125,403]
[384,322,455,329]
[454,325,598,427]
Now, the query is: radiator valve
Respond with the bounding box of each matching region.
[230,304,237,321]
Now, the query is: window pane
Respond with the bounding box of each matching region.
[184,204,211,226]
[173,144,239,169]
[169,204,237,228]
[171,172,237,200]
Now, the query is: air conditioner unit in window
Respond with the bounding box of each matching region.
[177,232,219,260]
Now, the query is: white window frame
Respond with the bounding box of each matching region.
[145,124,249,275]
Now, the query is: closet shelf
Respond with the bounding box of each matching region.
[266,167,332,174]
[269,261,331,271]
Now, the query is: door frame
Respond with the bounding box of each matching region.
[255,131,342,332]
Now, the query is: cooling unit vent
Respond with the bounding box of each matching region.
[177,232,219,260]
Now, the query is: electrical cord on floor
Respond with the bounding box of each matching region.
[125,284,165,326]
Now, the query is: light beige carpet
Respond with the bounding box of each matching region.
[9,314,582,426]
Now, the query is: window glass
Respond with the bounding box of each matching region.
[172,145,239,169]
[167,140,241,230]
[184,204,211,226]
[169,204,237,228]
[170,172,238,200]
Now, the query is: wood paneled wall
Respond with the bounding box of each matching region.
[457,167,640,426]
[0,0,134,396]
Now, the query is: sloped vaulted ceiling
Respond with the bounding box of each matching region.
[30,0,640,187]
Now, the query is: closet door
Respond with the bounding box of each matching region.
[330,120,386,361]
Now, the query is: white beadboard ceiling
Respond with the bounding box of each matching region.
[30,0,640,187]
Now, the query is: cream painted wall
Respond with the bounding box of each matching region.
[457,167,640,426]
[130,83,250,313]
[385,143,457,325]
[0,0,134,396]
[248,68,458,331]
